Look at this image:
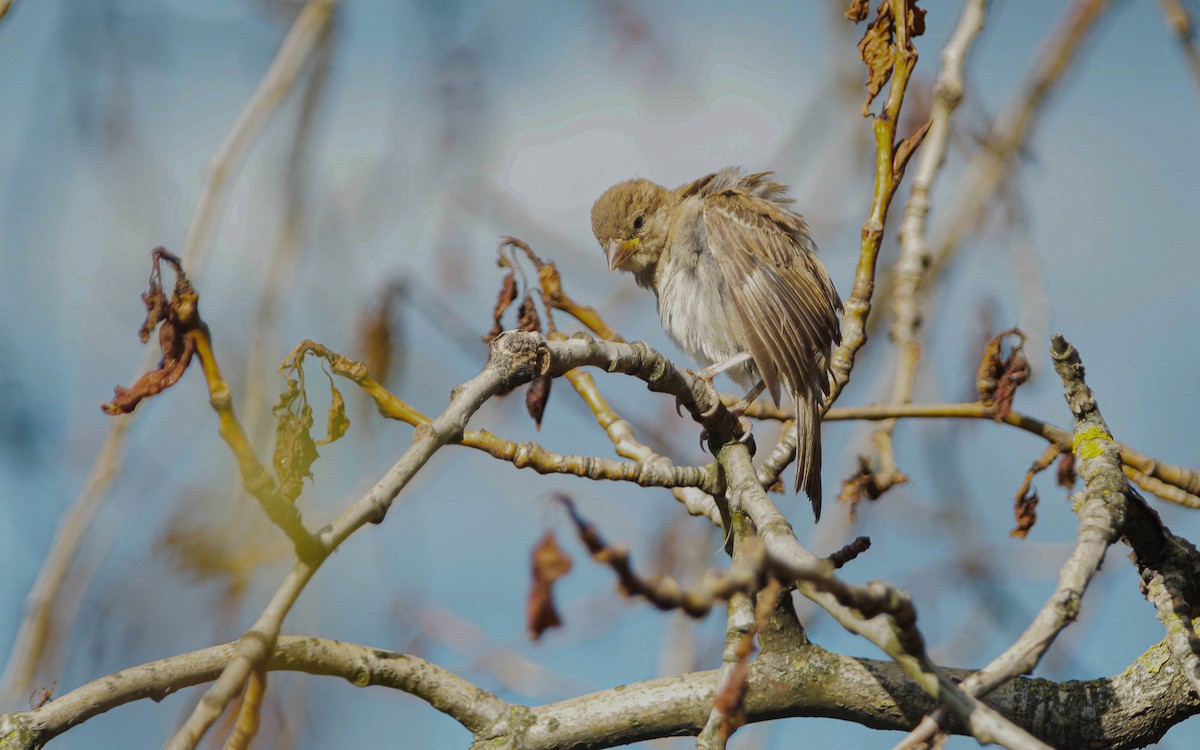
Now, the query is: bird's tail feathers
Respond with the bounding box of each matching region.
[793,394,823,522]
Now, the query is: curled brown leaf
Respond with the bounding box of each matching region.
[845,0,870,23]
[977,328,1029,420]
[527,530,573,640]
[1057,452,1077,489]
[357,281,404,386]
[1011,486,1039,540]
[484,270,518,344]
[525,374,552,430]
[517,291,541,334]
[317,374,350,447]
[852,0,927,113]
[101,248,202,415]
[1010,444,1060,539]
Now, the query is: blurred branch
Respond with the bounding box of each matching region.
[928,0,1110,280]
[1158,0,1200,99]
[180,0,338,274]
[222,669,265,750]
[0,0,339,704]
[868,0,988,496]
[240,12,336,451]
[162,330,758,749]
[560,497,762,620]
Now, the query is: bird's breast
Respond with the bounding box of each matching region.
[654,245,757,388]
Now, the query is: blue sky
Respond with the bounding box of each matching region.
[1,1,1198,747]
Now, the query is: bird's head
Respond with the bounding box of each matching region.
[591,179,671,277]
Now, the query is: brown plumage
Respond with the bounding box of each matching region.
[591,167,842,521]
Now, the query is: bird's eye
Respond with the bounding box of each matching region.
[633,215,644,231]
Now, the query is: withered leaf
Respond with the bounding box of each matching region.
[1057,452,1077,489]
[272,376,319,504]
[517,291,541,334]
[525,375,552,430]
[101,248,201,415]
[856,2,897,110]
[527,530,573,640]
[1011,485,1039,539]
[316,374,350,447]
[484,271,518,344]
[854,1,927,113]
[845,0,870,23]
[358,281,403,386]
[1010,444,1058,539]
[977,328,1029,419]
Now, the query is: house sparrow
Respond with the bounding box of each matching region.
[591,167,842,521]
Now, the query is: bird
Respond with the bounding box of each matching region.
[591,167,842,521]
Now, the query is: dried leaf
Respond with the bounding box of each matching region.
[845,0,870,23]
[517,291,541,333]
[317,375,350,446]
[853,1,927,113]
[977,328,1029,419]
[993,352,1029,422]
[1010,444,1059,538]
[484,271,518,344]
[358,281,404,386]
[272,376,319,503]
[838,455,907,518]
[1057,452,1077,489]
[527,531,573,639]
[1011,486,1039,539]
[101,248,200,415]
[856,2,898,108]
[525,374,552,430]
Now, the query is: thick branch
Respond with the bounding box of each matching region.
[4,633,1195,750]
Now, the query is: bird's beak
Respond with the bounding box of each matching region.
[606,238,637,271]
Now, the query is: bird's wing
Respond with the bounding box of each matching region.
[702,190,843,406]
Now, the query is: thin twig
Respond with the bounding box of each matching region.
[743,399,1200,508]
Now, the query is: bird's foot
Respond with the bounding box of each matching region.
[698,416,754,452]
[736,416,754,444]
[696,375,725,418]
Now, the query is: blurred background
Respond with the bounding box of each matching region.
[1,0,1199,747]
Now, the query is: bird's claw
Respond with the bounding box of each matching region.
[737,416,754,444]
[692,372,724,418]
